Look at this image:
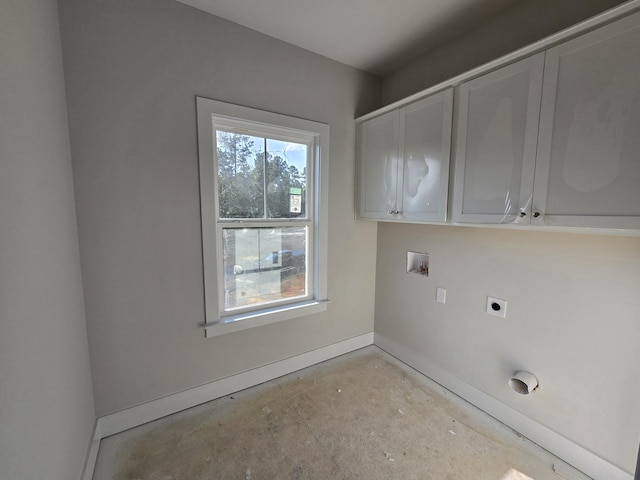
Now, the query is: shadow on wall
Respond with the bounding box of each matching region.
[381,0,628,104]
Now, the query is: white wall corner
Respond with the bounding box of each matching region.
[373,333,633,480]
[98,332,374,438]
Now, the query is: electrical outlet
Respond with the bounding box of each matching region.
[486,296,507,318]
[436,287,446,304]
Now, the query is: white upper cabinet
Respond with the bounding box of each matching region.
[357,6,640,232]
[451,53,544,224]
[358,109,400,219]
[399,92,453,221]
[358,89,453,222]
[533,11,640,229]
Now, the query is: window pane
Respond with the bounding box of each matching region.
[222,226,307,310]
[266,139,307,218]
[216,130,265,218]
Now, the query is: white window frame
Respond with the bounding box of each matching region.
[196,97,329,337]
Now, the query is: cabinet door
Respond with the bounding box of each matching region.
[398,89,453,222]
[534,11,640,229]
[357,110,400,219]
[451,53,544,224]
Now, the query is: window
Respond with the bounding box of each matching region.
[196,98,329,336]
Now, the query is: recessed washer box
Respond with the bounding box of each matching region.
[406,251,429,276]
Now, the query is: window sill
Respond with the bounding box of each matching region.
[204,299,330,338]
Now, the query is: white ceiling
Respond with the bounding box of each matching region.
[176,0,519,76]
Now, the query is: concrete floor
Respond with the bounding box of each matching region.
[93,346,591,480]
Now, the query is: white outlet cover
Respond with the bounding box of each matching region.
[486,296,507,318]
[436,287,446,304]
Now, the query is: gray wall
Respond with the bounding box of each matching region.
[376,0,640,473]
[383,0,627,105]
[58,0,380,416]
[374,224,640,472]
[0,1,96,479]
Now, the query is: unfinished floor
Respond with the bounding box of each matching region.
[93,346,590,480]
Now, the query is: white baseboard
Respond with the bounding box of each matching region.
[97,332,374,438]
[374,333,633,480]
[80,420,101,480]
